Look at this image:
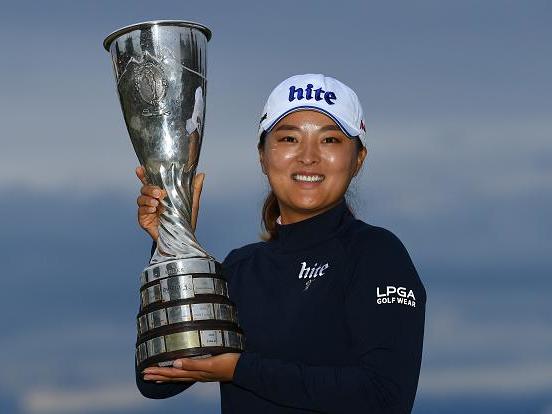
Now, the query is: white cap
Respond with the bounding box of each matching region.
[258,73,366,145]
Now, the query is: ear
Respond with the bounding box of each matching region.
[352,146,368,177]
[259,148,267,175]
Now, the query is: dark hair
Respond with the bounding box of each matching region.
[257,129,366,241]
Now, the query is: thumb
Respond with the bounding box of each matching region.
[191,173,205,232]
[194,172,205,193]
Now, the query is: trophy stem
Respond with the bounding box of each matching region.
[150,165,212,264]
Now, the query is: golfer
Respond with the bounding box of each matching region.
[134,73,426,413]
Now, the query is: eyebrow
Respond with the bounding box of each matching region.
[319,125,341,132]
[273,124,341,132]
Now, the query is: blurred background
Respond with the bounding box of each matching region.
[1,0,550,413]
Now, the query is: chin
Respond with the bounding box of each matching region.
[288,197,326,211]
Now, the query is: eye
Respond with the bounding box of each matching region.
[322,136,340,143]
[280,136,297,143]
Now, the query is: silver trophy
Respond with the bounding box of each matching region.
[103,20,244,371]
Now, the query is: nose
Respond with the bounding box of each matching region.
[297,139,320,165]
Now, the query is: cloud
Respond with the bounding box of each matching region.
[21,382,219,414]
[0,322,220,414]
[424,301,552,361]
[418,282,552,397]
[22,384,143,414]
[366,119,552,216]
[420,361,552,397]
[0,323,137,393]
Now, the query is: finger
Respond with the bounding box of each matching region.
[143,366,195,377]
[138,206,157,215]
[172,357,212,372]
[143,367,211,381]
[191,173,205,232]
[140,185,164,199]
[135,166,148,185]
[143,374,196,382]
[143,363,209,376]
[137,195,159,208]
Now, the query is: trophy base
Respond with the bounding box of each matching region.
[135,257,244,371]
[137,343,244,372]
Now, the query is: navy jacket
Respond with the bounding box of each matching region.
[136,197,426,413]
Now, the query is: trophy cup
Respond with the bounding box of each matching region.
[103,20,244,371]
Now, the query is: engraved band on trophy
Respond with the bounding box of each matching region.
[103,20,244,371]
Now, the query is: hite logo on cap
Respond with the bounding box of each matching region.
[288,84,336,105]
[376,285,416,308]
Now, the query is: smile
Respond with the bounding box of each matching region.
[292,174,325,182]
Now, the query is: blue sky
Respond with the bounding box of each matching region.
[1,1,551,413]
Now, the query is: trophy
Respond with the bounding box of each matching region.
[103,20,244,371]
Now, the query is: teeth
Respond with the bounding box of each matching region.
[293,174,324,182]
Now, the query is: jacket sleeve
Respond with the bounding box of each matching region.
[135,240,196,399]
[231,229,426,413]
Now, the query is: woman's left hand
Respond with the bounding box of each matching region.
[142,353,241,383]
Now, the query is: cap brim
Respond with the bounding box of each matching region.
[260,105,361,139]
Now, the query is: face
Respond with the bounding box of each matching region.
[259,110,367,222]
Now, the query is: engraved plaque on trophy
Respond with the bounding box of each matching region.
[103,20,244,371]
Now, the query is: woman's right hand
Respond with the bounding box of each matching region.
[135,166,205,241]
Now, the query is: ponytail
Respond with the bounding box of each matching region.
[259,190,280,241]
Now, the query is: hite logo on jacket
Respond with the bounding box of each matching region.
[376,286,416,307]
[298,261,329,291]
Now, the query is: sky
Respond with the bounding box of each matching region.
[0,0,551,413]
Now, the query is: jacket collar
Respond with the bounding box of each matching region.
[270,197,353,252]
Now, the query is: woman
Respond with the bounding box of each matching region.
[135,74,426,413]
